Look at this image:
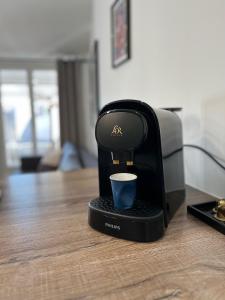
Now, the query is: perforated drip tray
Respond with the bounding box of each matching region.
[89,197,162,219]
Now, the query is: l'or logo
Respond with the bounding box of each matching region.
[111,125,123,136]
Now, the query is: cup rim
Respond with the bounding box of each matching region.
[110,173,137,182]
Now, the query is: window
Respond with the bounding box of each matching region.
[0,68,60,168]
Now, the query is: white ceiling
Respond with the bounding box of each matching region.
[0,0,92,59]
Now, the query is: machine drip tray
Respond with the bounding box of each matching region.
[90,197,162,218]
[88,197,165,242]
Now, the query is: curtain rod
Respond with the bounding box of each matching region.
[0,56,94,64]
[59,58,94,63]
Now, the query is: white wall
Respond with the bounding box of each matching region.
[91,0,225,197]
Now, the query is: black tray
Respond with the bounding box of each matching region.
[187,201,225,235]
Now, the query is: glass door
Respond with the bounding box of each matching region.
[32,70,59,155]
[0,70,33,168]
[0,68,60,170]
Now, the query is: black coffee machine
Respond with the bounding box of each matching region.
[88,100,185,242]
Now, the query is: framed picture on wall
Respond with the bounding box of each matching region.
[111,0,130,68]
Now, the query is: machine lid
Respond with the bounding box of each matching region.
[95,109,148,151]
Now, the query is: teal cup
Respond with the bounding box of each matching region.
[110,173,137,210]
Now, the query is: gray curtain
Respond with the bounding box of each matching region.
[57,60,81,147]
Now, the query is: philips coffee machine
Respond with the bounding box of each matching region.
[88,100,185,242]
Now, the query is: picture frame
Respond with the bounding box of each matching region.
[111,0,130,68]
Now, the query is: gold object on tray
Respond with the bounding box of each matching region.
[214,199,225,221]
[213,199,225,212]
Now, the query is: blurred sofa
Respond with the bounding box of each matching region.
[21,142,97,173]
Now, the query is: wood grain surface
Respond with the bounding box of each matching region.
[0,168,224,300]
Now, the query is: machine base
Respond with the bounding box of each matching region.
[88,197,165,242]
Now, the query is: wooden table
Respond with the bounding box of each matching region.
[0,168,224,300]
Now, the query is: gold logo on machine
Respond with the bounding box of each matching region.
[111,125,123,136]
